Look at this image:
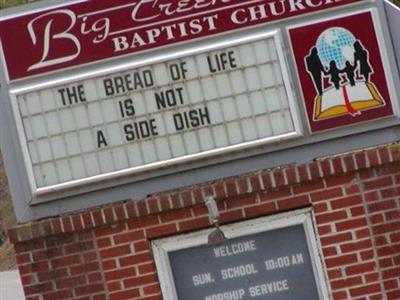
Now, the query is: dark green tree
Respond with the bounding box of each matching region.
[390,0,400,6]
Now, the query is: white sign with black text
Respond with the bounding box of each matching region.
[13,31,300,193]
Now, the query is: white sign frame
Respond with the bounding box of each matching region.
[9,29,302,198]
[152,209,330,300]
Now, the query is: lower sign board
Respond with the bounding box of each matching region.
[153,212,328,300]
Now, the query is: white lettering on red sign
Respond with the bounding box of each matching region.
[0,0,360,80]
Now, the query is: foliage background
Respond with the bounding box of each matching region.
[1,0,38,9]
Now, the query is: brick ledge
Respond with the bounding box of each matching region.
[8,142,400,244]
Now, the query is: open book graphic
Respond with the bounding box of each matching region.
[314,82,385,120]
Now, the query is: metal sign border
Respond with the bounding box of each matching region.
[9,29,303,199]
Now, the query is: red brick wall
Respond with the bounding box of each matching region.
[8,144,400,300]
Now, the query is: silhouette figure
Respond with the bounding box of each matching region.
[326,61,341,89]
[354,41,372,82]
[343,61,356,86]
[306,47,325,96]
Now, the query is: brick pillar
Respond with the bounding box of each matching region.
[8,144,400,300]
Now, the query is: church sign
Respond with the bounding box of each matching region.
[0,1,398,218]
[289,10,394,132]
[0,0,372,195]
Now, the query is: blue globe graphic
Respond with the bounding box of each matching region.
[316,27,356,69]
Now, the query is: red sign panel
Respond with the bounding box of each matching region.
[289,11,394,133]
[0,0,361,81]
